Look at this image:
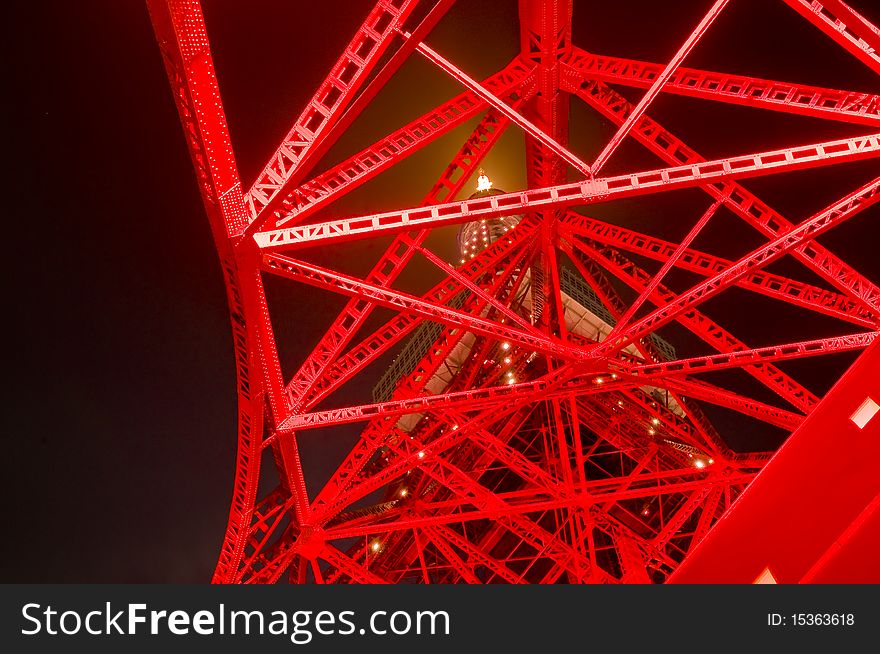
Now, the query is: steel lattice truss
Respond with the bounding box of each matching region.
[148,0,880,583]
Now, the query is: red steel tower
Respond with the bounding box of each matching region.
[148,0,880,583]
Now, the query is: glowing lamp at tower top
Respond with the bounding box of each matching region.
[476,170,493,192]
[457,170,522,260]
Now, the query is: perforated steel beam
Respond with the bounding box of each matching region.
[563,73,880,315]
[284,108,516,408]
[273,59,535,227]
[152,0,880,585]
[254,132,880,250]
[244,0,423,222]
[564,50,880,126]
[600,177,880,355]
[262,252,596,363]
[279,374,625,431]
[658,378,805,431]
[563,240,820,413]
[781,0,880,75]
[670,340,880,583]
[589,0,731,175]
[559,211,879,327]
[294,224,538,410]
[407,31,590,176]
[630,331,879,380]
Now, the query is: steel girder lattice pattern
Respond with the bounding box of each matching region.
[147,0,880,584]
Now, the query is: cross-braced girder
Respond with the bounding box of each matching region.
[148,0,880,584]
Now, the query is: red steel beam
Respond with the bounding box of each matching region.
[275,0,459,211]
[253,132,880,250]
[564,73,880,316]
[261,252,597,363]
[273,330,856,434]
[601,177,880,355]
[428,524,526,584]
[563,240,820,412]
[299,231,537,410]
[519,0,574,190]
[274,60,535,227]
[669,340,880,583]
[631,331,878,380]
[324,473,751,539]
[822,0,880,47]
[559,212,879,327]
[421,527,481,583]
[233,489,293,583]
[244,0,423,222]
[625,331,880,379]
[146,0,310,583]
[285,108,516,408]
[589,0,731,175]
[278,374,624,432]
[416,244,538,334]
[407,33,591,175]
[320,545,388,584]
[781,0,880,75]
[652,487,713,550]
[562,252,730,455]
[563,50,880,126]
[606,199,723,339]
[688,486,725,553]
[658,378,805,431]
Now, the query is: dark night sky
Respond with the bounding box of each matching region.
[5,0,879,582]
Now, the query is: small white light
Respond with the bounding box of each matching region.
[754,568,778,584]
[370,540,381,552]
[507,378,516,384]
[694,459,706,469]
[501,342,510,351]
[504,357,511,364]
[850,396,879,429]
[652,418,660,426]
[647,428,655,435]
[417,451,425,459]
[399,488,408,498]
